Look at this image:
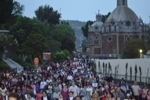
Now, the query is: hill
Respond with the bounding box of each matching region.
[66,20,86,52]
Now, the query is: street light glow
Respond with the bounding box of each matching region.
[139,49,143,54]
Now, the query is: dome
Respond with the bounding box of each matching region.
[107,5,138,22]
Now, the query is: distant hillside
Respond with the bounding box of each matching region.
[65,20,86,52]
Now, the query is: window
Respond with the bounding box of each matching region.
[133,21,136,25]
[126,21,131,26]
[107,36,112,42]
[111,21,115,25]
[95,26,98,29]
[109,25,111,32]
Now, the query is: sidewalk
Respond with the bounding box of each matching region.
[3,58,24,73]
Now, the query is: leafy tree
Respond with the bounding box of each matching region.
[101,12,111,23]
[0,35,17,60]
[12,1,24,16]
[82,39,88,52]
[52,24,76,53]
[0,0,24,27]
[55,50,70,62]
[122,39,147,58]
[81,21,94,37]
[46,39,61,54]
[62,49,70,59]
[35,5,61,25]
[10,16,33,54]
[0,0,13,25]
[81,12,110,38]
[10,16,53,54]
[24,34,47,59]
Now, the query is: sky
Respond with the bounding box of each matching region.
[15,0,150,23]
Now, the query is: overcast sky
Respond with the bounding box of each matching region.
[15,0,150,23]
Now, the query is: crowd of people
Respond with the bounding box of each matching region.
[0,58,150,100]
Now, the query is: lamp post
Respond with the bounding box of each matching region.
[139,49,143,58]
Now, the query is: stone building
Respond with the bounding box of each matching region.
[87,0,150,58]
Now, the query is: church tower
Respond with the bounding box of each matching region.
[117,0,128,6]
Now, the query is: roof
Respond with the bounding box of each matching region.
[91,21,103,27]
[107,5,138,22]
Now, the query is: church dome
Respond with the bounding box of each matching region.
[107,5,138,22]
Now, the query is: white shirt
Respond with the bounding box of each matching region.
[69,85,79,97]
[53,92,60,99]
[67,75,73,80]
[40,81,47,89]
[132,85,141,96]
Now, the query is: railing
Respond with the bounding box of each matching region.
[97,73,150,83]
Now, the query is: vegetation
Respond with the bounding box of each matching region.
[0,1,76,68]
[122,39,147,58]
[81,12,110,52]
[0,60,10,72]
[55,50,70,62]
[35,5,61,25]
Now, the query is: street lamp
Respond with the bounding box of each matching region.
[139,49,143,58]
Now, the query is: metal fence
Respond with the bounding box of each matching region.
[98,73,150,83]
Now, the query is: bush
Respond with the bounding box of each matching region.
[0,60,11,72]
[12,56,34,70]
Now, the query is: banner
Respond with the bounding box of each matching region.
[43,52,51,60]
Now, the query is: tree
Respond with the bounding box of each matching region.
[35,5,61,25]
[12,1,24,16]
[10,16,33,56]
[101,12,111,23]
[24,34,47,59]
[81,39,88,52]
[46,39,61,54]
[81,21,94,37]
[55,50,70,62]
[81,12,110,38]
[52,24,76,53]
[0,0,24,27]
[0,0,13,25]
[0,34,17,59]
[122,39,147,58]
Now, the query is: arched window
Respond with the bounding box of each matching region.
[126,21,131,26]
[111,21,115,25]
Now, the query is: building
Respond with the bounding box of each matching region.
[87,0,150,58]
